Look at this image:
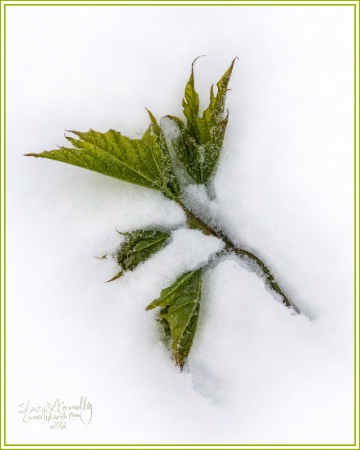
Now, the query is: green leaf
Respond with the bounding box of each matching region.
[113,229,170,278]
[169,58,237,184]
[25,111,179,196]
[146,269,202,368]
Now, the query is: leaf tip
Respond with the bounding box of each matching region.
[94,254,108,260]
[191,54,206,67]
[105,271,123,283]
[175,355,186,371]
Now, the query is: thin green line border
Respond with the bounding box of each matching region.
[0,0,358,449]
[0,2,357,5]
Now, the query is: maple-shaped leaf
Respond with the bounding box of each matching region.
[168,58,237,184]
[107,229,170,281]
[26,110,179,196]
[146,269,202,369]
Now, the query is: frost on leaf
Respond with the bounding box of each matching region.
[168,58,237,184]
[25,110,179,196]
[107,229,170,281]
[146,270,202,369]
[24,59,298,371]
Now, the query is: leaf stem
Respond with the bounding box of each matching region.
[165,190,301,314]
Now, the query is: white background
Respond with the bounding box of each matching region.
[6,3,355,445]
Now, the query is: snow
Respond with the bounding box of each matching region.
[5,4,355,445]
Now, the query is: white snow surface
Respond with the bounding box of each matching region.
[6,5,354,445]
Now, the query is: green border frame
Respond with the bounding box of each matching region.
[0,0,358,449]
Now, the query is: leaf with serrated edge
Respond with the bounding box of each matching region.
[26,111,179,195]
[146,270,202,368]
[114,230,170,277]
[169,58,237,184]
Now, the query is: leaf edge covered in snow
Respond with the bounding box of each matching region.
[146,269,202,369]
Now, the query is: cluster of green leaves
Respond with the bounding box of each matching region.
[167,57,236,184]
[26,59,237,369]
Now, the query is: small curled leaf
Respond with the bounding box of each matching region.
[115,229,170,277]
